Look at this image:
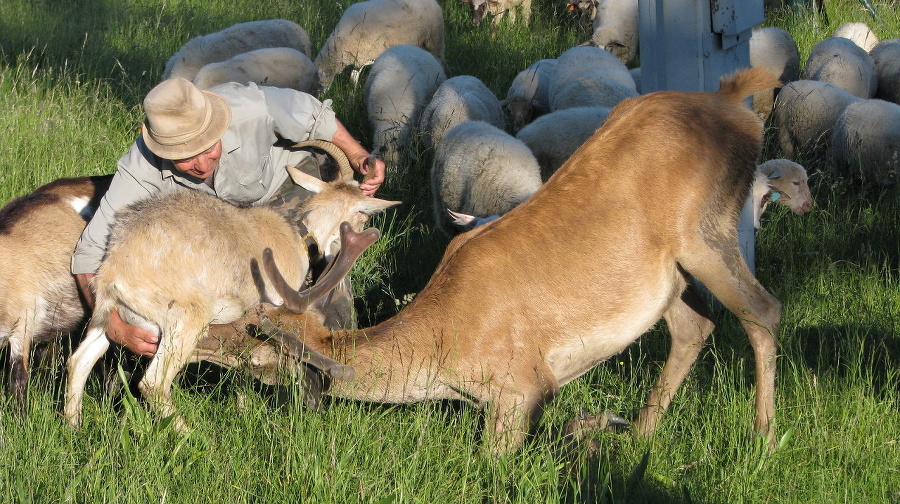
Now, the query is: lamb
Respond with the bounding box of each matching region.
[458,0,532,26]
[364,45,447,166]
[419,75,506,150]
[502,58,558,133]
[64,163,400,429]
[801,37,878,99]
[193,48,319,95]
[870,39,900,105]
[832,22,880,52]
[773,79,863,160]
[163,19,313,82]
[430,120,542,234]
[0,175,111,411]
[752,159,813,229]
[516,106,611,180]
[230,68,783,454]
[749,26,801,120]
[830,98,900,186]
[587,0,640,65]
[548,46,637,112]
[314,0,445,91]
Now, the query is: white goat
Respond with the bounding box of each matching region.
[193,48,319,95]
[64,168,399,429]
[752,159,813,229]
[163,19,313,81]
[431,120,542,234]
[502,59,558,133]
[364,45,447,166]
[238,68,783,454]
[588,0,639,65]
[801,37,878,99]
[0,176,111,410]
[418,75,505,151]
[458,0,532,26]
[314,0,445,91]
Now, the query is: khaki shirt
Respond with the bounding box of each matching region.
[71,82,339,274]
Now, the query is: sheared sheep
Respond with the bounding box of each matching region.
[830,98,900,186]
[870,38,900,105]
[801,36,878,99]
[503,59,558,133]
[749,27,800,120]
[419,75,505,150]
[315,0,445,91]
[431,120,542,234]
[516,106,611,180]
[587,0,639,65]
[163,19,312,81]
[773,79,863,160]
[549,45,637,112]
[458,0,532,26]
[193,48,319,95]
[752,159,813,229]
[364,45,446,166]
[832,22,879,52]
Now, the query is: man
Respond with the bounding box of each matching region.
[72,77,386,357]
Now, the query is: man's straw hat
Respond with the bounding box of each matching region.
[141,77,232,160]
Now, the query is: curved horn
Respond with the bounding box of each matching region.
[257,316,355,381]
[264,222,381,313]
[291,140,354,182]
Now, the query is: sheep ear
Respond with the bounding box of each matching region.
[767,168,783,180]
[353,197,401,216]
[286,165,327,194]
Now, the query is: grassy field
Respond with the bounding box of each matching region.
[1,0,898,502]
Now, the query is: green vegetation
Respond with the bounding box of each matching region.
[0,0,898,502]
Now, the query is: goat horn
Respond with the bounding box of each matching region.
[290,140,354,183]
[263,222,381,313]
[257,316,355,381]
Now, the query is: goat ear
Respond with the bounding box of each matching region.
[354,197,401,216]
[766,168,783,180]
[285,165,327,194]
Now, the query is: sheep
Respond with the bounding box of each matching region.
[0,175,111,411]
[430,120,542,234]
[565,0,599,29]
[236,68,783,454]
[801,37,878,99]
[418,75,506,151]
[832,22,880,52]
[64,166,400,430]
[163,19,312,82]
[363,45,447,167]
[502,58,558,133]
[870,39,900,105]
[752,159,813,229]
[549,46,637,112]
[314,0,445,92]
[749,27,801,120]
[829,98,900,186]
[773,79,863,160]
[193,48,319,95]
[516,106,611,180]
[458,0,532,27]
[587,0,639,65]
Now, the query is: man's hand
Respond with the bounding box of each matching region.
[355,154,386,196]
[107,309,160,357]
[331,119,387,196]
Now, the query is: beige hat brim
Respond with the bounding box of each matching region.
[142,90,232,160]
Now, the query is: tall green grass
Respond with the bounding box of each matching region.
[1,0,898,502]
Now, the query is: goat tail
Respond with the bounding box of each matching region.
[717,67,782,103]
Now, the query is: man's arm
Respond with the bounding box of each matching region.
[74,273,160,357]
[330,119,386,196]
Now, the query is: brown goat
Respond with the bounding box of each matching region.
[231,68,784,454]
[0,175,111,410]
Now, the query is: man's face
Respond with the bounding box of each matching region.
[171,140,222,180]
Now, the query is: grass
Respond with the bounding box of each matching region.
[1,0,899,502]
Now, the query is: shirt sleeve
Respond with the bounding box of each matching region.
[71,139,163,274]
[258,86,339,143]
